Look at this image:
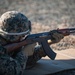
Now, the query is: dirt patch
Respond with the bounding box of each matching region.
[0,0,75,50]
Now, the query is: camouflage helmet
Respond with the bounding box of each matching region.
[0,11,31,42]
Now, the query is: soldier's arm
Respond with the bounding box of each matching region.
[26,44,46,69]
[0,45,27,75]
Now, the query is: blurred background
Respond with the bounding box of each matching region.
[0,0,75,50]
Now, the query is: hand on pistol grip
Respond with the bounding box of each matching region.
[51,30,64,43]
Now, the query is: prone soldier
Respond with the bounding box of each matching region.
[0,11,64,75]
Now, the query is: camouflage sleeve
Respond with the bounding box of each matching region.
[0,45,27,75]
[26,45,46,69]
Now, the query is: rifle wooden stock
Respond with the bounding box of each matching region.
[4,40,29,53]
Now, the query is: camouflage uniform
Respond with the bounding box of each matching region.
[0,45,27,75]
[0,11,64,75]
[0,11,46,75]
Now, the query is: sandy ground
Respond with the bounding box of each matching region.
[0,0,75,50]
[43,48,75,60]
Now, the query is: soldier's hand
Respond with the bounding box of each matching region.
[51,31,64,43]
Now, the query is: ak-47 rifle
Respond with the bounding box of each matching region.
[4,28,75,60]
